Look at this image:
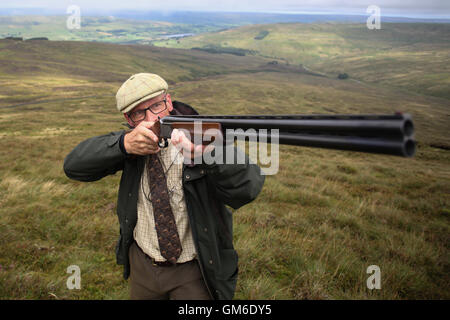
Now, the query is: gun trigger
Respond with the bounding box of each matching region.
[158,138,169,148]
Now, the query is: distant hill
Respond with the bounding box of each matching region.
[1,13,449,46]
[0,15,224,44]
[0,38,280,84]
[154,22,450,100]
[0,38,447,147]
[0,38,316,109]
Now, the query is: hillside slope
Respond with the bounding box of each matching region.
[0,39,448,299]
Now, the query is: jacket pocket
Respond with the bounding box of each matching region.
[217,248,238,280]
[183,166,208,183]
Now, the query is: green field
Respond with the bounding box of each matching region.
[0,21,449,299]
[0,15,225,44]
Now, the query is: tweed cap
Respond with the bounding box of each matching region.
[116,73,168,113]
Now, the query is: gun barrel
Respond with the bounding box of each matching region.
[231,131,416,157]
[159,113,416,157]
[163,114,413,137]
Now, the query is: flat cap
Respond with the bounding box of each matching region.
[116,73,168,113]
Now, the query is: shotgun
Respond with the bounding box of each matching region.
[157,113,416,157]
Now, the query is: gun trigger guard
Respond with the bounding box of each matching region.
[158,138,169,148]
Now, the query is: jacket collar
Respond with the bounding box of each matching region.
[170,100,199,116]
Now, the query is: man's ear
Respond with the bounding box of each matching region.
[166,93,174,112]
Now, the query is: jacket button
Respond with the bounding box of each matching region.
[200,170,205,175]
[185,175,190,180]
[209,260,213,265]
[128,193,132,197]
[204,227,208,233]
[125,219,128,224]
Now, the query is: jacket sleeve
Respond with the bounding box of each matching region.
[64,131,127,182]
[202,146,265,210]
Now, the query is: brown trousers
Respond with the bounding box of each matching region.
[128,241,211,300]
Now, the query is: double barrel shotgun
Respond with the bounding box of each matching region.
[156,113,416,158]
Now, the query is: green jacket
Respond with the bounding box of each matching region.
[63,101,265,300]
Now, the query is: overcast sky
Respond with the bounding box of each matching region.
[1,0,450,17]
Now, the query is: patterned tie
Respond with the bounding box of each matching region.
[147,153,182,264]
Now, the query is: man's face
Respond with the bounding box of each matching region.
[124,93,174,127]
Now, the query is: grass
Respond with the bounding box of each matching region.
[0,32,449,300]
[234,146,449,299]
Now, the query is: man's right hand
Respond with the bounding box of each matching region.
[123,121,161,155]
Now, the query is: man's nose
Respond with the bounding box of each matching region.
[144,109,158,122]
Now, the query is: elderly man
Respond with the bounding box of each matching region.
[63,73,265,300]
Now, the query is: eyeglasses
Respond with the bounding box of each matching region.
[128,96,167,123]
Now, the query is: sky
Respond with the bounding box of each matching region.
[1,0,450,18]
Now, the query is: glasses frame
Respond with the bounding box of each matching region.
[128,95,168,123]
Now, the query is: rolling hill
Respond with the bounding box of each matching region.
[154,22,450,100]
[0,36,448,299]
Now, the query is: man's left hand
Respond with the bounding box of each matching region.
[170,128,218,161]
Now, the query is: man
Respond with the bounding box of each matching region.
[63,73,265,300]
